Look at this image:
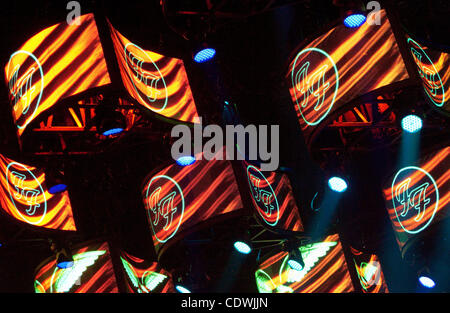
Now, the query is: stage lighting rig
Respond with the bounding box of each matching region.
[94,97,127,138]
[333,0,367,28]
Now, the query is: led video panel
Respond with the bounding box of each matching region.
[34,242,118,293]
[287,9,409,142]
[4,13,111,135]
[383,146,449,250]
[350,247,388,293]
[142,151,243,253]
[0,154,76,231]
[108,21,199,123]
[244,162,303,233]
[255,234,354,293]
[120,252,174,293]
[406,35,450,112]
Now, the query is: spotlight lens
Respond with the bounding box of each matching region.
[419,276,436,288]
[234,241,252,254]
[175,285,191,293]
[344,14,366,28]
[288,259,304,271]
[57,261,74,269]
[176,156,196,166]
[102,128,124,136]
[49,184,68,194]
[328,177,348,193]
[194,48,216,63]
[401,115,423,133]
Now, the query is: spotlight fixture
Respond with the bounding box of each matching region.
[193,43,216,63]
[288,249,305,271]
[328,176,348,193]
[56,248,74,269]
[401,114,423,133]
[94,97,126,137]
[418,268,436,289]
[343,11,366,28]
[45,169,67,194]
[233,241,252,254]
[333,0,366,28]
[175,285,192,293]
[176,155,196,166]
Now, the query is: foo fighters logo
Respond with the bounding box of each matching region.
[407,38,445,107]
[291,47,339,126]
[145,175,184,243]
[246,165,279,226]
[124,43,168,112]
[391,166,439,234]
[5,162,47,225]
[6,50,44,130]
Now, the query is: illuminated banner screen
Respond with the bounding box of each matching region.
[120,252,175,293]
[383,146,449,250]
[350,247,389,293]
[4,13,111,135]
[0,154,76,231]
[255,234,354,293]
[244,162,303,233]
[142,153,243,253]
[34,242,118,293]
[287,10,409,142]
[108,21,199,123]
[406,35,450,112]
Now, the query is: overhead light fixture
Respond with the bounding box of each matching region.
[176,155,196,166]
[193,43,216,63]
[56,248,74,269]
[328,176,348,193]
[95,97,126,137]
[175,285,191,293]
[343,11,366,28]
[233,241,252,254]
[288,249,305,271]
[418,268,436,289]
[45,169,68,195]
[401,114,423,133]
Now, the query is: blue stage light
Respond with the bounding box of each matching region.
[175,285,191,293]
[328,177,348,193]
[288,259,304,271]
[102,127,124,136]
[234,241,252,254]
[194,48,216,63]
[57,260,74,269]
[49,183,68,194]
[419,276,436,288]
[176,156,196,166]
[401,115,423,133]
[344,13,366,28]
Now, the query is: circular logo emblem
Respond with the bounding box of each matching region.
[124,43,168,112]
[246,165,279,226]
[391,166,439,234]
[291,47,339,126]
[5,162,47,225]
[145,175,184,243]
[6,50,44,130]
[407,38,445,108]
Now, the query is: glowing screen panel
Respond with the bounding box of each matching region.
[108,21,199,123]
[245,162,303,232]
[4,13,111,135]
[142,151,243,253]
[0,154,76,231]
[350,247,389,293]
[406,36,450,112]
[121,252,175,293]
[255,234,354,293]
[287,10,409,142]
[34,242,118,293]
[383,146,449,250]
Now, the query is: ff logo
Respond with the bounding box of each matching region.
[6,50,44,130]
[246,165,279,226]
[391,166,439,234]
[291,47,339,126]
[407,38,445,107]
[124,43,168,112]
[5,162,47,225]
[145,175,184,243]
